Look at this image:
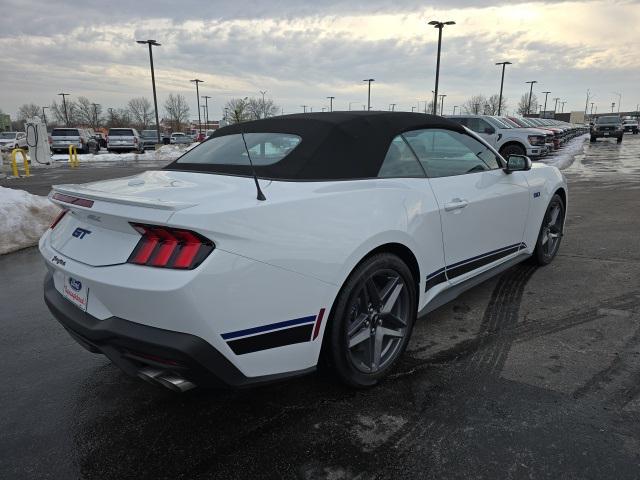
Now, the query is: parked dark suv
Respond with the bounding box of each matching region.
[590,116,623,143]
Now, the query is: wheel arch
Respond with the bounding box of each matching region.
[499,140,526,155]
[319,241,421,362]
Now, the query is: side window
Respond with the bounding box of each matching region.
[477,118,493,134]
[402,129,501,178]
[377,135,425,178]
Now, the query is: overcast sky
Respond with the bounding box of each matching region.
[1,0,638,119]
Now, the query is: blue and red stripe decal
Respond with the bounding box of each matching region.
[222,308,326,355]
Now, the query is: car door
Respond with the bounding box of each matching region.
[403,128,530,285]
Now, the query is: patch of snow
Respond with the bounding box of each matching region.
[0,186,60,255]
[49,143,197,164]
[539,134,588,170]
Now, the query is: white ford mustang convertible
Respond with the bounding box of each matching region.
[40,112,567,391]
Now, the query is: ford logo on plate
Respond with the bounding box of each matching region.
[69,277,82,291]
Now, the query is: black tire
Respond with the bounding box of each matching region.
[324,253,417,387]
[590,136,597,143]
[500,143,526,158]
[532,194,565,266]
[617,136,623,143]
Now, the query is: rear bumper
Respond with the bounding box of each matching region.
[107,144,138,150]
[43,273,314,388]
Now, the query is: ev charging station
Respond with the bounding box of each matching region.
[25,116,52,167]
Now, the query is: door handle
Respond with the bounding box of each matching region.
[444,198,469,211]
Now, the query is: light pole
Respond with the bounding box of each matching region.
[327,96,335,112]
[613,92,622,113]
[584,89,591,117]
[91,103,100,128]
[411,106,417,112]
[389,103,396,112]
[560,101,566,113]
[41,106,49,125]
[495,61,512,116]
[438,94,446,115]
[452,105,458,115]
[611,102,616,113]
[136,40,162,144]
[201,95,211,128]
[525,80,538,115]
[108,107,114,126]
[428,20,455,115]
[590,102,595,117]
[363,79,375,110]
[190,79,204,134]
[301,105,308,113]
[553,97,560,116]
[57,93,70,126]
[541,91,551,118]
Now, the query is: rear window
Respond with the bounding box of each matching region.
[175,133,301,167]
[109,129,134,136]
[142,130,157,136]
[51,129,80,136]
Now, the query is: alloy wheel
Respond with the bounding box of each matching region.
[541,201,563,257]
[346,269,410,373]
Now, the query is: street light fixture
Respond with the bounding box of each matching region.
[57,93,70,126]
[612,92,622,113]
[438,94,446,115]
[363,79,375,110]
[136,40,162,144]
[190,79,204,134]
[327,96,335,112]
[560,101,566,113]
[452,105,458,115]
[541,91,551,118]
[301,105,308,113]
[495,61,512,116]
[553,97,560,115]
[201,95,211,129]
[428,20,455,115]
[525,80,538,115]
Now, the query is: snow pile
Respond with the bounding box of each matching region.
[541,134,589,170]
[50,143,196,164]
[0,186,60,255]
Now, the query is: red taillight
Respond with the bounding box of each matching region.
[50,209,68,229]
[52,193,94,208]
[128,223,214,269]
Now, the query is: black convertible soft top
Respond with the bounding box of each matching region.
[165,111,465,180]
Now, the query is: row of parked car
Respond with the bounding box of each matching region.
[444,114,589,160]
[45,128,201,155]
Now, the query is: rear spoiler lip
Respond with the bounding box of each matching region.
[50,184,198,211]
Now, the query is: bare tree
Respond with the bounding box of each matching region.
[485,94,508,115]
[164,93,190,131]
[128,97,154,129]
[50,99,80,126]
[224,98,252,124]
[17,103,41,121]
[76,96,102,128]
[517,93,538,116]
[462,94,488,114]
[246,97,279,120]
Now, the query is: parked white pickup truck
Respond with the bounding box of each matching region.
[446,114,548,159]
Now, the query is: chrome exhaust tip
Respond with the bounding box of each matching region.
[155,373,196,393]
[137,367,195,392]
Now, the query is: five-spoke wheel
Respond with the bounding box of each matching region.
[533,193,565,265]
[325,253,416,387]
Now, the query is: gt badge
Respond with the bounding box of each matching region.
[72,227,92,239]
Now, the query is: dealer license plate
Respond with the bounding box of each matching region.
[62,275,89,311]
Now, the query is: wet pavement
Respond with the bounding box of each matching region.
[1,134,639,479]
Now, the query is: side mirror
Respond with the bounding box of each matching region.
[504,154,532,173]
[484,126,496,135]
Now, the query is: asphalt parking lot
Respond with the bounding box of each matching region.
[1,135,639,479]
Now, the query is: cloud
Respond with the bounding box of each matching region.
[1,0,639,118]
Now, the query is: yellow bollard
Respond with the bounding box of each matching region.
[10,148,30,177]
[68,145,79,167]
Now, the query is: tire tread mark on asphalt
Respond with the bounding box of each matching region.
[391,264,537,453]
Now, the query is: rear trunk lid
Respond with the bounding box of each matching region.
[48,170,262,266]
